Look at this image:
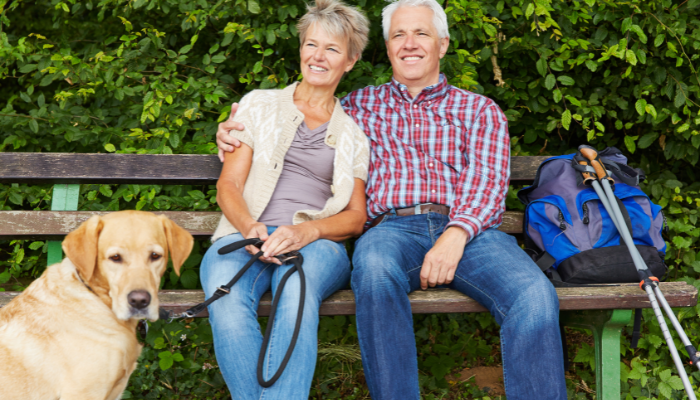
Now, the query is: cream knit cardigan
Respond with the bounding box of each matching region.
[211,82,370,242]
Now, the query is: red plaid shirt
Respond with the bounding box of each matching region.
[340,74,510,244]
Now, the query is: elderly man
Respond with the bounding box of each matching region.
[216,0,566,398]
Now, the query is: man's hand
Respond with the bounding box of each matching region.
[260,224,320,262]
[216,103,245,162]
[420,227,469,290]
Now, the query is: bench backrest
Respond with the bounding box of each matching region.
[0,153,549,239]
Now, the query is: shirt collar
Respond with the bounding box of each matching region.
[390,74,449,103]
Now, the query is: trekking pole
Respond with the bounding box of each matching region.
[578,145,699,399]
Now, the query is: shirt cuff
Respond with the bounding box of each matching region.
[445,215,481,244]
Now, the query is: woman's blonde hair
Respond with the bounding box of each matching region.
[297,0,370,60]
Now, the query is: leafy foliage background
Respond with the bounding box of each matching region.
[2,0,700,398]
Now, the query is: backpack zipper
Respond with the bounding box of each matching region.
[582,203,589,224]
[558,210,567,230]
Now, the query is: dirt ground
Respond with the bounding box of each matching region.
[456,366,505,396]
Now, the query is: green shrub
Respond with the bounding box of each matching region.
[2,0,700,398]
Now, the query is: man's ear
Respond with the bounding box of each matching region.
[159,215,194,276]
[439,37,449,59]
[62,215,103,281]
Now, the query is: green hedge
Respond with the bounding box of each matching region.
[2,0,700,398]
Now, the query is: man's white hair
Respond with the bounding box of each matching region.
[382,0,450,41]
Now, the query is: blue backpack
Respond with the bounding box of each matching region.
[517,147,668,285]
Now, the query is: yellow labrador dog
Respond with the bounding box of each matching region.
[0,210,193,400]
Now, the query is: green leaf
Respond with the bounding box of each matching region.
[202,54,210,65]
[630,25,647,44]
[263,48,273,57]
[0,270,10,284]
[20,92,31,103]
[565,96,581,107]
[104,143,116,152]
[594,121,605,132]
[544,74,555,90]
[265,30,276,45]
[658,382,672,399]
[636,49,647,64]
[536,58,547,77]
[211,54,226,63]
[19,64,37,73]
[99,185,113,197]
[626,49,637,66]
[180,270,198,289]
[675,87,686,108]
[635,99,647,116]
[638,132,659,149]
[8,191,23,205]
[557,76,575,86]
[158,352,174,370]
[248,0,261,14]
[179,44,192,54]
[553,89,562,103]
[28,241,44,250]
[654,34,665,47]
[169,132,180,148]
[525,3,535,18]
[188,190,205,200]
[645,104,657,119]
[585,60,597,72]
[561,109,572,130]
[29,119,39,134]
[624,136,636,154]
[666,375,685,390]
[253,61,263,74]
[621,17,632,33]
[172,352,184,362]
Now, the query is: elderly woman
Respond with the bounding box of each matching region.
[199,0,370,398]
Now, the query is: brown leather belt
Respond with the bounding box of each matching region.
[368,204,450,229]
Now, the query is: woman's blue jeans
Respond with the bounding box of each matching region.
[201,228,351,400]
[351,213,567,400]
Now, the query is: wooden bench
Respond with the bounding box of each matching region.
[0,152,697,399]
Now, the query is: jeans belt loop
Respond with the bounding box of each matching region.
[414,204,423,215]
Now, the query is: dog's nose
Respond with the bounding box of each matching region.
[127,290,151,309]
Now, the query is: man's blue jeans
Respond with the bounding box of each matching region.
[351,213,567,400]
[201,229,351,400]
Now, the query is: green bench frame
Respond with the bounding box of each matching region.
[0,152,696,399]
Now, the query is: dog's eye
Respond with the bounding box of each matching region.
[109,254,122,262]
[150,252,162,261]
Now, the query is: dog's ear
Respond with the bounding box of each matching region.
[159,215,194,276]
[62,215,103,281]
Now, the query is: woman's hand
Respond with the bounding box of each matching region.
[260,224,320,260]
[243,221,270,258]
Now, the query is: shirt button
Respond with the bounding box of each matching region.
[327,136,336,145]
[431,189,436,193]
[429,163,434,167]
[413,105,417,109]
[415,123,419,128]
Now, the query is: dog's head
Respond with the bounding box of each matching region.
[62,211,194,321]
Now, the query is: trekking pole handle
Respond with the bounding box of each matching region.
[578,145,614,183]
[577,160,597,185]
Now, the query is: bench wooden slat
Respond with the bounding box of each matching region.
[1,282,695,317]
[0,153,549,184]
[0,210,527,239]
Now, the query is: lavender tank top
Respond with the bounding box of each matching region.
[257,121,335,226]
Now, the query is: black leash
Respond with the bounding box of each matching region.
[160,238,306,388]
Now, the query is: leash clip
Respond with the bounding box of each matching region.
[276,251,301,263]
